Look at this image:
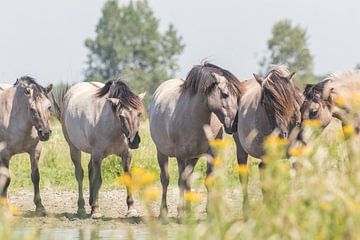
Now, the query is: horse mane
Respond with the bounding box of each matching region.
[261,65,303,126]
[14,76,48,98]
[96,76,143,111]
[181,62,244,96]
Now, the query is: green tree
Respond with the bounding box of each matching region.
[260,19,314,86]
[84,0,185,99]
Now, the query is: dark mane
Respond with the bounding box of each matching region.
[261,66,303,126]
[96,77,143,110]
[181,63,244,96]
[303,80,332,106]
[14,76,48,98]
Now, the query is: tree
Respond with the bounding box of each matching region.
[259,19,314,86]
[84,0,185,99]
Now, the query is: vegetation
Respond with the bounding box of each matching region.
[260,19,314,87]
[84,0,185,103]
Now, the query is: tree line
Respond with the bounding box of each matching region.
[83,0,359,103]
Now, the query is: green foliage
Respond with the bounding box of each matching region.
[260,19,314,87]
[84,0,185,102]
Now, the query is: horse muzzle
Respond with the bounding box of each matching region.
[37,128,52,141]
[128,132,141,149]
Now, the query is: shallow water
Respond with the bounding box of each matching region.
[13,226,177,240]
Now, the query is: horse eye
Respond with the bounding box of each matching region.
[221,92,229,99]
[48,106,52,110]
[309,109,318,118]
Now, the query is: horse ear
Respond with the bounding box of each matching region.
[253,73,264,86]
[106,98,120,108]
[138,92,146,101]
[46,84,53,93]
[210,72,221,84]
[289,72,296,81]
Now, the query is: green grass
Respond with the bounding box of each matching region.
[8,118,240,191]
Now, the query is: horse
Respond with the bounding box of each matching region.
[233,65,303,210]
[149,63,243,217]
[301,70,360,133]
[0,76,53,215]
[52,77,145,218]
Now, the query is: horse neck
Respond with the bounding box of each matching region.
[0,87,33,132]
[181,91,212,122]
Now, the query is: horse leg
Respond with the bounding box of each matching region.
[69,144,85,217]
[259,161,268,204]
[177,158,186,218]
[89,154,103,219]
[157,151,169,218]
[233,133,249,211]
[121,151,138,217]
[29,144,46,215]
[0,155,10,206]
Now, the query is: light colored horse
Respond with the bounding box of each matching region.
[149,63,243,216]
[301,70,360,132]
[233,65,303,209]
[52,78,145,218]
[0,77,53,215]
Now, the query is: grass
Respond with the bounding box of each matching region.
[8,118,241,191]
[4,115,360,239]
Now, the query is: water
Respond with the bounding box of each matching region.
[13,226,176,240]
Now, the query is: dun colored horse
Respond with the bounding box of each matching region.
[52,78,145,218]
[233,65,303,209]
[149,63,243,217]
[0,77,53,215]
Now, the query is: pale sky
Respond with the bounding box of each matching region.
[0,0,359,85]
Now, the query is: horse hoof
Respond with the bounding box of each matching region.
[35,207,47,217]
[126,208,139,218]
[77,208,87,218]
[91,212,104,219]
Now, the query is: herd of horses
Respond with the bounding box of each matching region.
[0,63,359,219]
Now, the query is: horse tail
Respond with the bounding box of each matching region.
[51,83,70,121]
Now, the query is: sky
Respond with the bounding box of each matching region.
[0,0,359,85]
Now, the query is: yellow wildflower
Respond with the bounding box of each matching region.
[288,145,309,157]
[209,138,231,148]
[9,204,20,215]
[205,176,215,187]
[265,135,288,145]
[235,164,248,175]
[138,172,156,186]
[184,192,203,202]
[142,187,160,201]
[132,167,145,177]
[303,119,320,128]
[213,156,222,167]
[334,96,346,108]
[343,124,355,138]
[115,174,132,187]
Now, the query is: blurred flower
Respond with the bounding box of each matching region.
[184,192,203,202]
[288,145,309,157]
[115,174,132,187]
[303,119,320,128]
[209,138,231,148]
[319,202,332,211]
[138,172,156,186]
[334,96,346,108]
[205,176,215,187]
[343,124,355,138]
[235,164,248,176]
[142,187,160,201]
[265,135,288,145]
[213,157,222,167]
